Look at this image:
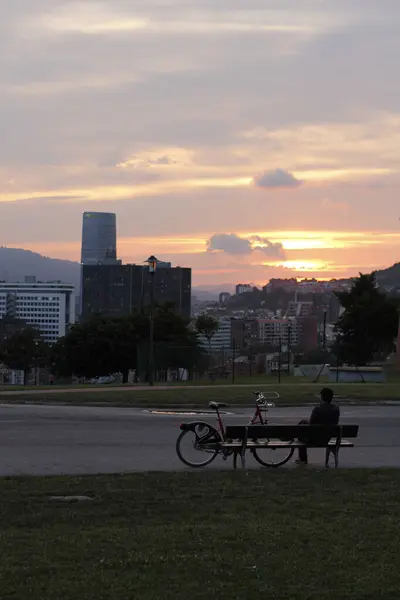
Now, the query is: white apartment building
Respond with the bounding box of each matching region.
[0,280,76,344]
[286,301,313,318]
[257,318,299,347]
[198,317,232,353]
[236,284,253,296]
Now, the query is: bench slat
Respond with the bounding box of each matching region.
[225,424,359,441]
[222,440,355,449]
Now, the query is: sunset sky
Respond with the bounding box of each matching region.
[1,0,400,287]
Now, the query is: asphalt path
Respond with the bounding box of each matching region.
[0,404,399,475]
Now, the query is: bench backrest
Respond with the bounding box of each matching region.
[225,424,359,440]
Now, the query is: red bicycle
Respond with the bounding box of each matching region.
[176,391,294,468]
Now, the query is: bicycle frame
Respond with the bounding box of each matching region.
[214,392,279,441]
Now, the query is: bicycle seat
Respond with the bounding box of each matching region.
[252,390,263,396]
[209,402,228,410]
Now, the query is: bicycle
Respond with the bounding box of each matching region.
[176,390,294,468]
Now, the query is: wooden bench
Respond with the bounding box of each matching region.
[223,424,359,469]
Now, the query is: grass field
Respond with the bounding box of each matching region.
[0,381,400,406]
[0,373,316,391]
[1,470,400,599]
[2,371,400,392]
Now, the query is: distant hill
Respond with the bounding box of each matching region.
[375,263,400,288]
[1,247,399,294]
[0,247,80,289]
[336,263,400,289]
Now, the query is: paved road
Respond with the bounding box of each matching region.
[0,383,288,395]
[0,404,399,475]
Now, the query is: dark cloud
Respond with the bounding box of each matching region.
[250,236,286,258]
[254,169,302,189]
[207,233,286,259]
[207,233,252,254]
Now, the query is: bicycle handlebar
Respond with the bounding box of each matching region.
[252,390,280,399]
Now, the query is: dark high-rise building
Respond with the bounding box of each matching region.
[81,263,191,320]
[81,212,119,265]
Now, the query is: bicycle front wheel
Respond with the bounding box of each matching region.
[176,424,221,468]
[253,445,294,468]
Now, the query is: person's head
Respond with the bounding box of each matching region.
[320,387,334,404]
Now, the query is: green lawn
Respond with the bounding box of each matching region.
[0,373,315,392]
[0,381,400,406]
[2,371,400,392]
[1,470,400,599]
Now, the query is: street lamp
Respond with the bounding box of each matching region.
[146,255,158,386]
[322,307,327,350]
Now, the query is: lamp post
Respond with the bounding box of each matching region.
[278,337,282,384]
[146,255,157,386]
[322,308,327,350]
[231,338,236,385]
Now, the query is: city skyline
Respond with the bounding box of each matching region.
[1,1,400,286]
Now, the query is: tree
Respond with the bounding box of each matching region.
[0,316,28,343]
[51,315,143,382]
[151,305,204,380]
[0,327,48,385]
[195,315,219,355]
[293,348,335,366]
[51,307,204,383]
[154,334,205,380]
[333,273,399,365]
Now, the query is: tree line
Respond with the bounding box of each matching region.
[0,305,208,383]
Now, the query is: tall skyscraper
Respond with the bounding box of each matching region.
[81,212,119,265]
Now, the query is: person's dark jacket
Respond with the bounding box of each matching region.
[308,403,340,445]
[310,403,340,425]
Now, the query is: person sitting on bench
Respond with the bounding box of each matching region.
[296,387,340,464]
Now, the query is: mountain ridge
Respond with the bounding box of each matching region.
[0,247,399,292]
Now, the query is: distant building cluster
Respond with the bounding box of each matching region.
[193,275,346,361]
[263,277,351,295]
[196,299,319,358]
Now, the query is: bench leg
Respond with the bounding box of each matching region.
[326,446,340,468]
[325,448,330,469]
[240,449,246,469]
[233,452,238,470]
[334,449,339,468]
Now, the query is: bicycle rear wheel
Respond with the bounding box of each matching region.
[176,424,221,468]
[253,444,294,468]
